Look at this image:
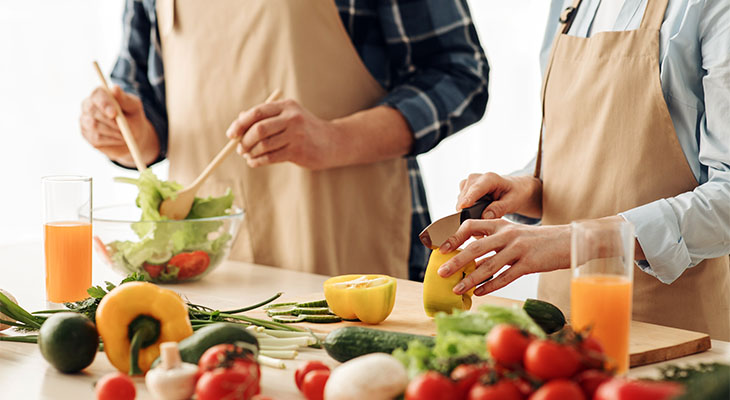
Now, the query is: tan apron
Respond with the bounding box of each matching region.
[536,0,730,339]
[156,0,411,278]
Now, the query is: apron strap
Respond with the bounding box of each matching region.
[535,0,584,179]
[640,0,670,30]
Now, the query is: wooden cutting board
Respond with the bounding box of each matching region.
[250,278,711,367]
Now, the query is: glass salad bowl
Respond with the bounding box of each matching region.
[92,204,244,283]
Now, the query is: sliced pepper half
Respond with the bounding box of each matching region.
[96,282,193,375]
[422,249,476,317]
[323,274,397,324]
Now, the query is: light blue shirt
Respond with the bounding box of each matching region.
[529,0,730,284]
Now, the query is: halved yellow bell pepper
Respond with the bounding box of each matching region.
[323,275,397,324]
[423,249,477,317]
[96,282,193,375]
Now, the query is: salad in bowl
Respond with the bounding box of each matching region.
[93,170,243,283]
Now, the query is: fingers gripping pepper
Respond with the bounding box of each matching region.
[96,282,193,375]
[422,249,476,317]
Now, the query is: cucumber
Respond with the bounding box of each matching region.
[264,302,298,310]
[266,305,298,316]
[293,307,332,315]
[296,299,328,308]
[38,313,99,373]
[153,323,258,367]
[272,315,305,323]
[523,298,566,334]
[301,314,341,323]
[323,326,435,363]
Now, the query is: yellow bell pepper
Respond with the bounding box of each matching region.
[323,275,397,324]
[96,282,193,375]
[423,249,477,317]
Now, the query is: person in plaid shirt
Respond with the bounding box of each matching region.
[80,0,489,281]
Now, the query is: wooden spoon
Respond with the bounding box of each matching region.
[159,89,283,220]
[92,61,147,171]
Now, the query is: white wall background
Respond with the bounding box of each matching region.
[0,1,549,300]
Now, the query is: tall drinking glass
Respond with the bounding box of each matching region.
[570,219,634,374]
[42,176,92,303]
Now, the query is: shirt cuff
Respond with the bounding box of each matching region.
[619,199,692,284]
[378,86,441,156]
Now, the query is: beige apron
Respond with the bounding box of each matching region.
[156,0,411,278]
[536,0,730,339]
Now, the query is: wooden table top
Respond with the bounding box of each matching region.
[1,242,728,399]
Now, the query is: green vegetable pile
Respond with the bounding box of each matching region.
[393,304,545,378]
[106,170,236,281]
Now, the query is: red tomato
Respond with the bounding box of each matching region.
[514,377,535,397]
[196,364,261,400]
[467,380,523,400]
[95,372,136,400]
[142,263,164,278]
[169,250,211,279]
[295,361,330,391]
[594,378,684,400]
[301,369,330,400]
[405,371,457,400]
[486,324,533,367]
[575,369,612,398]
[198,344,258,373]
[530,379,585,400]
[579,335,606,370]
[451,363,494,399]
[524,340,581,380]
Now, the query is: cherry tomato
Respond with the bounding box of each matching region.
[579,335,606,370]
[142,263,164,279]
[524,340,581,380]
[295,361,330,391]
[575,369,612,398]
[486,324,533,367]
[169,250,211,279]
[530,379,585,400]
[196,363,261,400]
[405,371,456,400]
[513,377,535,397]
[96,372,136,400]
[301,369,330,400]
[467,380,523,400]
[451,363,494,400]
[594,378,684,400]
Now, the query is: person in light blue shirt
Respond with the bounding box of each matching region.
[432,0,730,338]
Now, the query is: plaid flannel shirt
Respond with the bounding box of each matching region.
[111,0,489,281]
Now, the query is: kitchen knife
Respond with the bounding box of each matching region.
[419,195,494,249]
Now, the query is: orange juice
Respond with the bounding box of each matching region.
[571,274,632,374]
[44,221,92,302]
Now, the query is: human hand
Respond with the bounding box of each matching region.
[457,173,542,220]
[437,219,571,296]
[226,99,340,170]
[80,85,159,168]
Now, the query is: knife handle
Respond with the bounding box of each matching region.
[459,194,494,223]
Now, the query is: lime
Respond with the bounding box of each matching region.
[39,312,99,373]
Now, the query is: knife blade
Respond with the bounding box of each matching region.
[418,195,494,249]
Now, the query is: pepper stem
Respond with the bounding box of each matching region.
[127,315,161,375]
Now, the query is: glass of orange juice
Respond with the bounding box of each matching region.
[42,176,92,303]
[570,219,634,374]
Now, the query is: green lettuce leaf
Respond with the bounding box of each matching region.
[109,171,235,272]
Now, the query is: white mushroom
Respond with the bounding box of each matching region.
[324,353,408,400]
[145,342,198,400]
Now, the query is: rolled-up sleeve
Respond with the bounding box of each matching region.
[376,0,489,155]
[110,0,168,166]
[620,0,730,284]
